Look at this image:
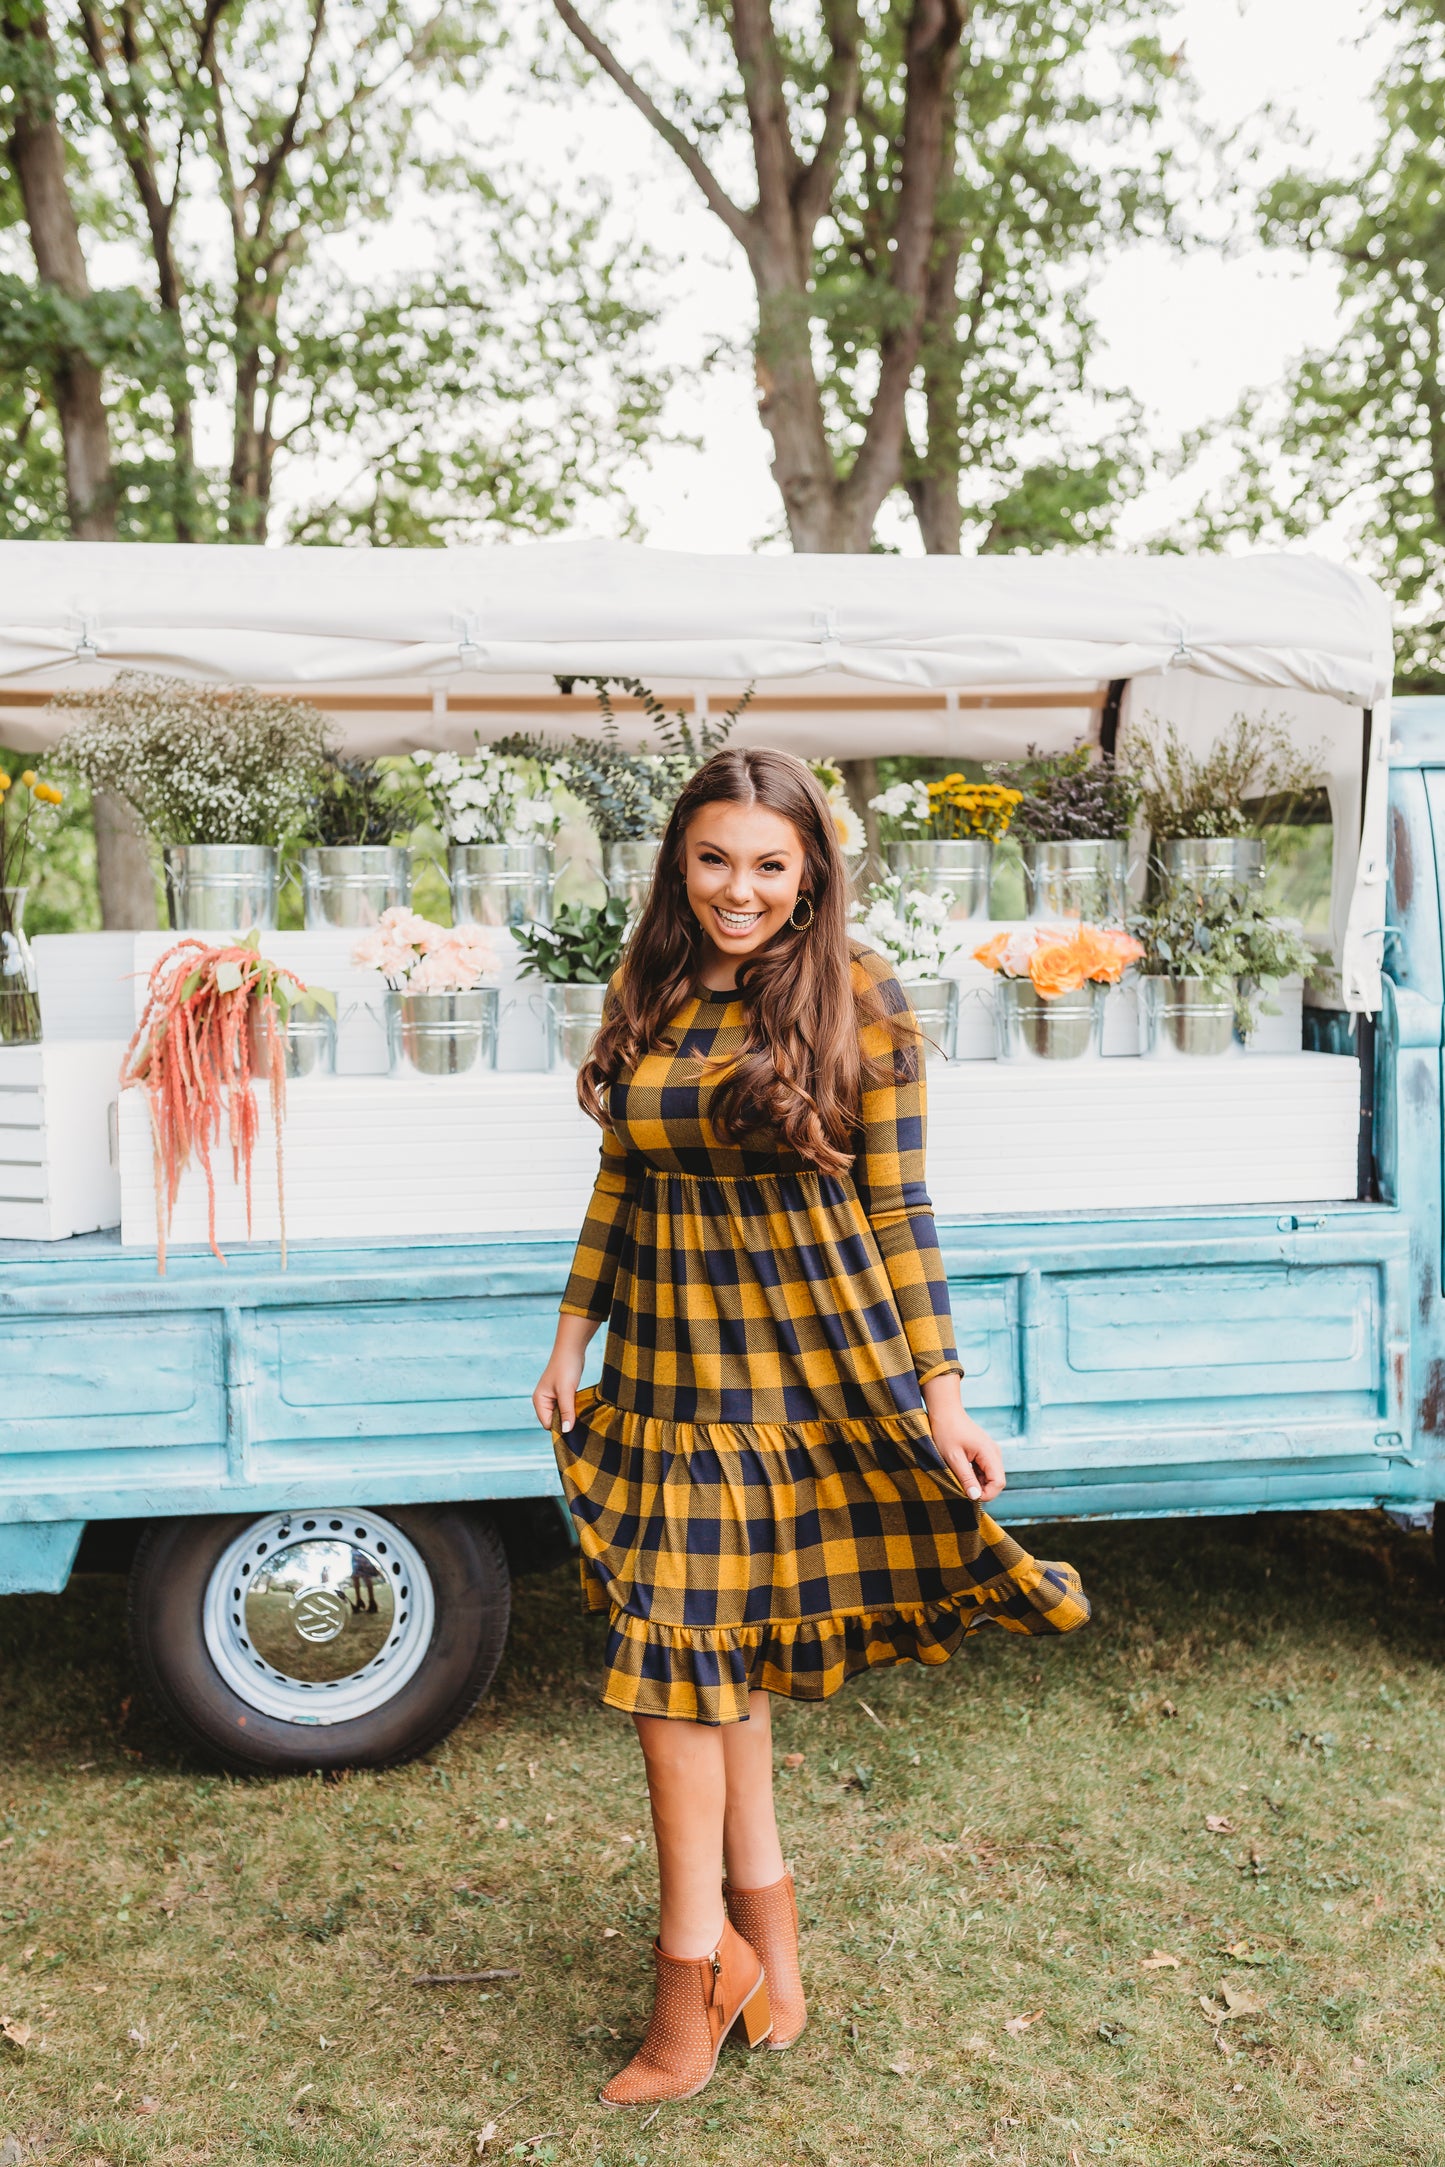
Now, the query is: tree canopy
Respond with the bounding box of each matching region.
[1175,1,1445,689]
[551,0,1182,554]
[1,0,671,548]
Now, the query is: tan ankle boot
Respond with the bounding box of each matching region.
[723,1871,806,2050]
[599,1916,772,2107]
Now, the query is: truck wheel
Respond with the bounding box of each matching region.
[127,1505,510,1775]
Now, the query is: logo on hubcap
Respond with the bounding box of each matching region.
[290,1586,349,1644]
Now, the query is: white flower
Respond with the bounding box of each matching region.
[830,796,867,856]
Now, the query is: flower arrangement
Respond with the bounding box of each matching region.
[973,923,1143,1001]
[503,678,754,843]
[0,763,65,1042]
[869,774,1022,843]
[302,754,428,847]
[513,896,631,985]
[352,906,497,991]
[123,931,325,1273]
[52,672,332,846]
[413,744,565,847]
[985,741,1140,842]
[809,759,866,857]
[1127,713,1325,842]
[850,876,955,981]
[1129,885,1316,1032]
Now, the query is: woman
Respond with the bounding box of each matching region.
[533,747,1088,2107]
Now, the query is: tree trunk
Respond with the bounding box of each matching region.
[4,9,112,539]
[92,792,160,931]
[5,9,158,928]
[839,756,883,880]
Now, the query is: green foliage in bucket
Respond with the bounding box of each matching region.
[1127,712,1326,842]
[514,897,631,985]
[1130,884,1316,1033]
[986,740,1140,841]
[301,755,427,848]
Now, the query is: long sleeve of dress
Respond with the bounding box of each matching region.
[560,1120,646,1322]
[852,961,963,1387]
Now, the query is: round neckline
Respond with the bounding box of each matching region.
[692,980,740,1003]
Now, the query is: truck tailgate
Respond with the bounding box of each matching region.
[938,1203,1415,1523]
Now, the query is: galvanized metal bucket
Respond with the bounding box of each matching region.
[1139,976,1237,1057]
[885,839,991,920]
[385,988,500,1077]
[163,844,279,933]
[1023,838,1129,923]
[300,846,412,929]
[449,843,553,929]
[545,981,608,1068]
[249,1003,338,1079]
[1160,837,1264,894]
[904,976,958,1062]
[994,976,1102,1062]
[602,839,661,920]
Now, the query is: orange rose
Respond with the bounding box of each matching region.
[1071,925,1142,985]
[1028,937,1089,1000]
[972,932,1012,971]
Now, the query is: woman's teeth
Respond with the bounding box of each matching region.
[715,906,764,933]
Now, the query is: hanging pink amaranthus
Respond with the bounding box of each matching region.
[123,934,311,1274]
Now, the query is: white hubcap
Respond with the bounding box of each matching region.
[202,1510,436,1725]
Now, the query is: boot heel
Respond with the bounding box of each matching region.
[741,1976,773,2048]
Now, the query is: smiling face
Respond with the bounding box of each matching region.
[682,798,808,985]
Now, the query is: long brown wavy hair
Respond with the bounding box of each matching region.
[577,747,908,1175]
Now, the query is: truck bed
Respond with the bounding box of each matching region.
[0,1201,1420,1594]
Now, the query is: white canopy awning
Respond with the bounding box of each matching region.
[0,537,1393,1008]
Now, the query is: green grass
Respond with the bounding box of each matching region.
[4,1509,1445,2166]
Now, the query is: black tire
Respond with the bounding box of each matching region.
[127,1503,511,1775]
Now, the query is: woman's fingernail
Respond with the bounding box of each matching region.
[562,1418,573,1432]
[967,1485,981,1499]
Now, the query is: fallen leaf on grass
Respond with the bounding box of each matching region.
[1141,1950,1180,1970]
[962,2033,990,2054]
[0,2020,32,2050]
[135,2099,161,2117]
[1205,1815,1237,1835]
[1004,2009,1044,2035]
[601,1928,619,1939]
[783,1752,805,1770]
[474,2122,498,2157]
[887,2055,914,2076]
[1160,1700,1177,1718]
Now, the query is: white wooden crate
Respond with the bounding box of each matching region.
[0,1040,127,1240]
[116,1050,1360,1250]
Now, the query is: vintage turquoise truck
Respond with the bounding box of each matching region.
[1,694,1438,1774]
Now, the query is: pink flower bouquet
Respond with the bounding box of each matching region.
[973,922,1142,1001]
[353,907,497,992]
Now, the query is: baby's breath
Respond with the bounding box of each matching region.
[51,673,332,848]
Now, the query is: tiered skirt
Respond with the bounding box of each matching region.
[554,1385,1091,1725]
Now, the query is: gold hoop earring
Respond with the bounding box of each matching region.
[790,895,814,930]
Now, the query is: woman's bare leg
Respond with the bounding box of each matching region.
[634,1714,728,1958]
[721,1689,786,1889]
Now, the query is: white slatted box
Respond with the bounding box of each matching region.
[116,1050,1360,1250]
[0,1040,127,1240]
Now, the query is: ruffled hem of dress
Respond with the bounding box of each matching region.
[585,1568,1090,1725]
[557,1384,938,1455]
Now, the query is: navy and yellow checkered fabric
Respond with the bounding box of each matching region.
[554,946,1089,1724]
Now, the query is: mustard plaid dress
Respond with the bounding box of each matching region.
[553,945,1089,1725]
